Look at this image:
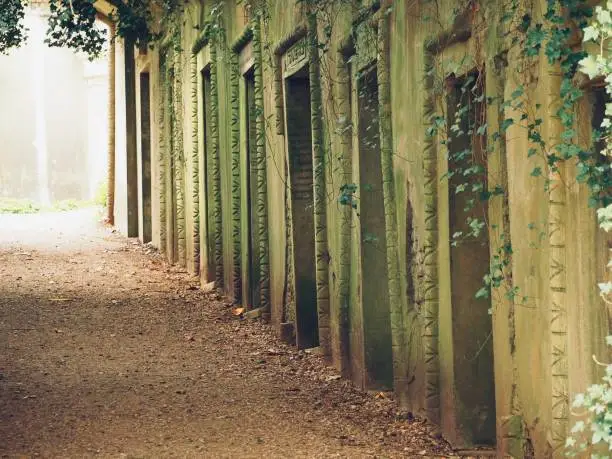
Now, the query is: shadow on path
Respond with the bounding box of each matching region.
[0,210,451,458]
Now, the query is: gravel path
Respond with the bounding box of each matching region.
[0,209,452,458]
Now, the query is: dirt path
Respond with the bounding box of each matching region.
[0,209,452,458]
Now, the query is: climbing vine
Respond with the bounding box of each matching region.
[564,2,612,456]
[1,0,609,449]
[417,0,612,448]
[183,0,612,451]
[418,0,611,307]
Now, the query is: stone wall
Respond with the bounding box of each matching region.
[134,1,611,456]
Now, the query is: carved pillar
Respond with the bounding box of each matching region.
[157,51,167,255]
[230,51,242,303]
[421,45,441,425]
[377,8,409,401]
[190,53,200,274]
[549,121,568,458]
[306,13,331,354]
[210,42,224,286]
[253,15,269,312]
[335,48,352,374]
[172,48,186,266]
[106,24,116,225]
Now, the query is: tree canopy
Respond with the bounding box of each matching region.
[0,0,183,59]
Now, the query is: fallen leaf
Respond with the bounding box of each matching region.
[232,307,245,316]
[267,348,282,355]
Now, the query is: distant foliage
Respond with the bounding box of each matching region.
[46,0,106,59]
[0,0,187,59]
[110,0,155,46]
[0,0,27,54]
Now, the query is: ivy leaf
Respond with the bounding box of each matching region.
[525,24,545,56]
[561,129,576,141]
[582,25,600,42]
[531,167,542,177]
[572,395,586,410]
[579,55,600,79]
[599,282,612,296]
[596,6,612,25]
[592,429,605,445]
[511,85,524,99]
[501,118,514,132]
[475,287,490,299]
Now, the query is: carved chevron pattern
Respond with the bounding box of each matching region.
[549,178,568,453]
[190,54,200,275]
[210,43,224,287]
[377,12,408,397]
[230,51,242,303]
[307,14,331,354]
[228,26,253,304]
[158,54,167,256]
[253,16,269,311]
[421,48,441,424]
[335,48,352,372]
[172,50,186,267]
[416,25,472,423]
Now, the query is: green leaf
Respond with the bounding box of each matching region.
[501,118,514,132]
[475,286,490,299]
[579,55,600,79]
[570,419,585,431]
[561,129,576,141]
[531,167,542,177]
[582,25,600,42]
[511,85,524,99]
[596,6,612,25]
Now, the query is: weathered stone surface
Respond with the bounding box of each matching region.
[135,2,610,457]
